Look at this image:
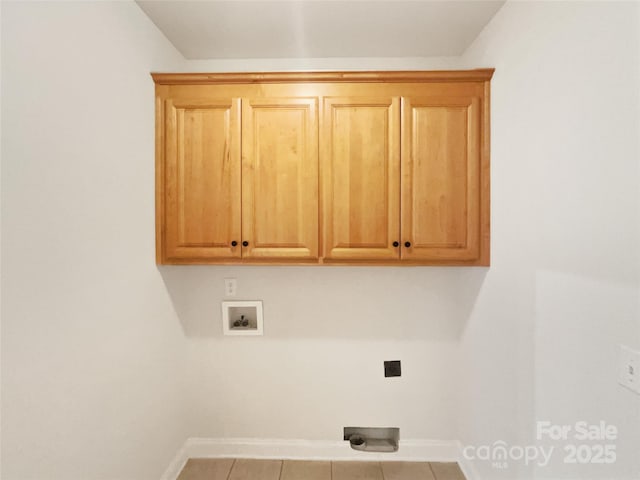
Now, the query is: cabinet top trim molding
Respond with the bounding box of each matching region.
[151,69,495,85]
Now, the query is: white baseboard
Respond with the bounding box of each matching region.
[161,437,459,480]
[160,440,190,480]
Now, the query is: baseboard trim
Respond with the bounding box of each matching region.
[160,440,190,480]
[185,437,459,461]
[161,437,459,479]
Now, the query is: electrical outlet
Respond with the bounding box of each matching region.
[384,360,401,377]
[224,278,237,297]
[618,345,640,394]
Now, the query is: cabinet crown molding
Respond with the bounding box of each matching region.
[151,69,495,85]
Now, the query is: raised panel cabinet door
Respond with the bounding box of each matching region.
[401,96,482,261]
[163,98,241,261]
[322,97,401,260]
[241,98,319,259]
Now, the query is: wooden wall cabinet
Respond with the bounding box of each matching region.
[162,97,241,261]
[241,97,319,261]
[321,96,401,261]
[154,70,493,266]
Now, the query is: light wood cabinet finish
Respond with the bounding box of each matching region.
[322,96,400,260]
[401,96,481,262]
[154,70,493,266]
[163,97,241,261]
[242,97,319,260]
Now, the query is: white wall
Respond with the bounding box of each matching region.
[1,2,190,479]
[182,56,460,72]
[0,1,3,473]
[459,2,640,479]
[162,266,485,443]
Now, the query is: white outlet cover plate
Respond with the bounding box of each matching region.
[224,278,237,296]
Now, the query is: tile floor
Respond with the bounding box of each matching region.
[177,459,467,480]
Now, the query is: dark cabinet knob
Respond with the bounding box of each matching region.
[242,241,249,247]
[393,241,399,247]
[231,241,238,247]
[404,241,411,248]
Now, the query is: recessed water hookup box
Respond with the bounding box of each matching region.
[222,300,264,336]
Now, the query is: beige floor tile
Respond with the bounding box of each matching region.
[281,460,331,480]
[429,462,466,480]
[332,461,383,480]
[228,458,282,480]
[176,458,235,480]
[381,461,435,480]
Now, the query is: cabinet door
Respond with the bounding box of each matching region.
[242,98,319,259]
[163,98,241,261]
[322,97,401,260]
[401,96,481,261]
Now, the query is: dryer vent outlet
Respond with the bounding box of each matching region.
[343,426,399,453]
